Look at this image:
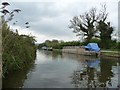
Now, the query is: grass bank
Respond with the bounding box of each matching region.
[100,50,120,58]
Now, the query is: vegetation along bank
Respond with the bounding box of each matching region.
[2,22,37,77]
[1,2,37,77]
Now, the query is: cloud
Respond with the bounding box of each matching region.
[3,0,119,2]
[11,25,78,43]
[3,0,118,43]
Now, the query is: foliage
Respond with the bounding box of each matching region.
[69,8,100,43]
[97,20,113,49]
[86,38,101,46]
[118,42,120,50]
[2,22,37,76]
[69,4,117,49]
[69,5,109,43]
[38,38,119,50]
[38,40,84,49]
[1,2,37,77]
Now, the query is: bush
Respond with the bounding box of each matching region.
[2,22,37,76]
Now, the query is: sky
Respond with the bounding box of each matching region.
[1,0,119,43]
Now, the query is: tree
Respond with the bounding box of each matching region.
[97,5,114,49]
[52,39,59,43]
[44,40,51,46]
[97,21,113,49]
[69,5,108,43]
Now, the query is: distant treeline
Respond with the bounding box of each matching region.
[38,40,82,49]
[38,39,120,50]
[2,22,37,77]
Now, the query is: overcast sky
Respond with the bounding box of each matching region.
[2,0,119,43]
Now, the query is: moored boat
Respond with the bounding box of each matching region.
[62,43,100,57]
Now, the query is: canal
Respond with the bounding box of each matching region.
[3,50,120,88]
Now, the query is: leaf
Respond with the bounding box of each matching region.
[2,2,10,6]
[25,22,29,24]
[0,9,9,15]
[26,26,30,28]
[13,9,21,13]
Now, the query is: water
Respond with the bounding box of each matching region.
[3,50,120,88]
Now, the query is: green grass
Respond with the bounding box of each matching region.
[101,50,119,57]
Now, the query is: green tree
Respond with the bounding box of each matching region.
[97,21,113,49]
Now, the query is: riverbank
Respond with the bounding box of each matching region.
[100,50,120,58]
[53,49,120,58]
[53,49,62,52]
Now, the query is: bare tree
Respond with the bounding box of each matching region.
[69,5,108,43]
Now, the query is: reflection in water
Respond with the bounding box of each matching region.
[3,50,120,88]
[70,56,119,88]
[70,59,101,88]
[85,59,100,68]
[2,61,35,88]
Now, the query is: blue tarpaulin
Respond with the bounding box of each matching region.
[84,43,100,52]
